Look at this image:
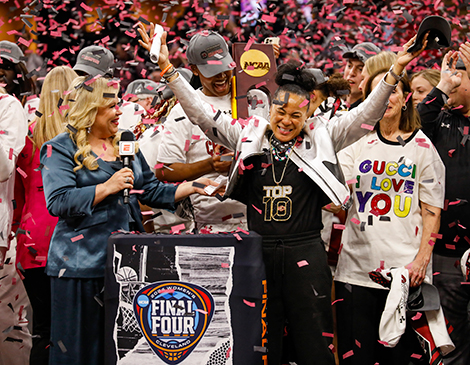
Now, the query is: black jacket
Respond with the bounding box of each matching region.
[418,87,470,257]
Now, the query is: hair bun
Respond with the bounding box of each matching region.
[275,60,316,92]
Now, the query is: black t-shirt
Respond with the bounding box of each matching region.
[238,151,329,237]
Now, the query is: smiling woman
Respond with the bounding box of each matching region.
[39,75,218,365]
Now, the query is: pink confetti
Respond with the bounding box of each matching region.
[333,224,345,230]
[171,223,185,234]
[243,299,255,307]
[207,60,223,65]
[255,81,266,88]
[355,339,361,348]
[71,234,84,242]
[8,148,13,160]
[360,123,374,131]
[191,134,200,140]
[411,312,422,321]
[322,332,334,338]
[154,163,164,169]
[184,140,190,152]
[221,263,230,268]
[331,298,344,305]
[418,142,430,148]
[309,122,315,130]
[236,227,249,235]
[244,38,255,51]
[47,144,52,158]
[346,178,357,185]
[297,260,309,267]
[129,189,144,194]
[159,288,175,294]
[299,99,309,108]
[431,233,442,239]
[411,354,422,359]
[195,308,208,314]
[342,350,354,359]
[16,167,27,179]
[233,233,242,241]
[12,277,16,285]
[428,240,435,246]
[378,340,389,346]
[350,218,360,225]
[445,244,456,250]
[80,2,93,11]
[252,204,262,214]
[448,149,455,157]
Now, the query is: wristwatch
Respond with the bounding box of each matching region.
[388,65,406,82]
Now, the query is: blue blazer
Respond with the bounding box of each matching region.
[40,133,177,278]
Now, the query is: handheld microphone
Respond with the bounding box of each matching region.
[119,131,136,204]
[149,24,164,64]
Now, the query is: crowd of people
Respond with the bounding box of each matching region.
[1,8,470,365]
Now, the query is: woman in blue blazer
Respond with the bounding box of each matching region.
[40,76,213,365]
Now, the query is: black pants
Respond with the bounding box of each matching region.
[263,232,335,365]
[433,253,470,365]
[23,267,51,365]
[335,282,424,365]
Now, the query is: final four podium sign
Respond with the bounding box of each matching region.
[105,232,267,365]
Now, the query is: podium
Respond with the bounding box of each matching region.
[105,232,267,365]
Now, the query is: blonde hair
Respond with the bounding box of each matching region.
[0,87,6,94]
[32,66,78,151]
[410,69,440,88]
[365,51,398,76]
[65,76,120,171]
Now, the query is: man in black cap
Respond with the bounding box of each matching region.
[342,42,381,110]
[417,47,470,365]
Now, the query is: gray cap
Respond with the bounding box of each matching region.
[126,79,160,96]
[73,45,114,77]
[307,68,329,86]
[186,30,235,78]
[0,40,25,64]
[343,42,381,64]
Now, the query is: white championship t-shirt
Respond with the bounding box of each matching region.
[334,129,445,289]
[156,90,247,231]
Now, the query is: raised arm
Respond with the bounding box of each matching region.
[138,23,243,151]
[417,51,461,141]
[329,35,429,152]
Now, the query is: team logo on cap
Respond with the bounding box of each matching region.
[133,281,215,364]
[240,49,270,77]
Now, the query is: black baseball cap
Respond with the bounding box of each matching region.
[407,283,441,312]
[407,16,451,53]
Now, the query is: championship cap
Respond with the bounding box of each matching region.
[343,42,381,64]
[0,40,25,65]
[307,68,329,86]
[186,30,236,78]
[73,45,114,77]
[126,79,160,96]
[407,16,451,53]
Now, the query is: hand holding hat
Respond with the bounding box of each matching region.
[407,16,452,53]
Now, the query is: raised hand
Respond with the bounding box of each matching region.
[437,50,462,95]
[137,22,170,70]
[396,34,429,69]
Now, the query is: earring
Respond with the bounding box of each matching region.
[402,104,407,111]
[87,127,91,134]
